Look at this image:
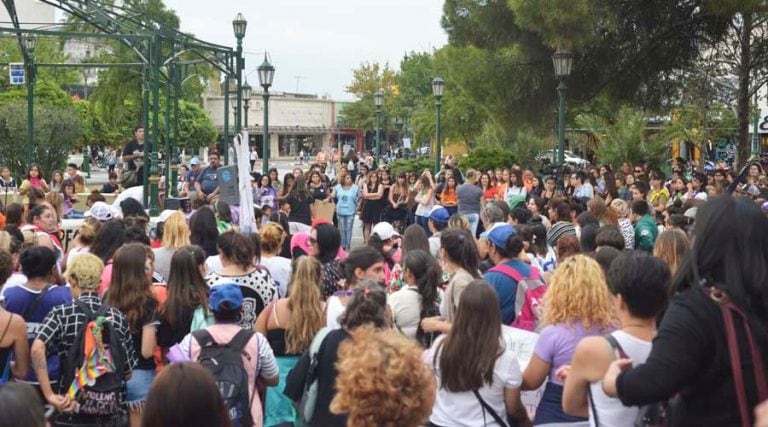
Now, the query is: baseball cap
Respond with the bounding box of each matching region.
[209,283,243,312]
[372,222,399,240]
[429,206,450,224]
[487,224,516,248]
[85,202,117,222]
[190,157,200,165]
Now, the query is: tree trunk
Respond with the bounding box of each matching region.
[736,12,753,168]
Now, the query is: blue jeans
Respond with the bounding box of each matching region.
[338,214,355,249]
[416,215,431,237]
[465,212,480,237]
[126,368,156,406]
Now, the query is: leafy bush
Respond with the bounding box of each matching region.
[0,102,83,179]
[458,145,518,171]
[387,157,434,175]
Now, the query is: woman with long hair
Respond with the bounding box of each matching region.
[421,228,481,334]
[260,222,292,298]
[502,169,527,208]
[157,245,209,347]
[653,229,690,288]
[388,224,431,292]
[325,246,385,330]
[189,206,218,258]
[360,170,384,243]
[19,164,49,207]
[388,249,442,348]
[286,281,389,427]
[255,174,278,211]
[205,231,277,328]
[255,256,325,426]
[59,180,83,219]
[106,243,159,427]
[480,173,497,204]
[308,170,330,202]
[334,174,358,250]
[414,171,436,236]
[603,196,768,427]
[152,211,190,281]
[523,255,615,425]
[49,170,64,193]
[439,176,459,216]
[141,362,231,427]
[587,196,618,227]
[311,223,343,300]
[277,173,295,202]
[425,281,531,426]
[214,201,237,234]
[286,174,315,226]
[386,172,409,229]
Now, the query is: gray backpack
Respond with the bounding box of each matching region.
[297,327,331,425]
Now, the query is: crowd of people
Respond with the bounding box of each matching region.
[0,147,767,427]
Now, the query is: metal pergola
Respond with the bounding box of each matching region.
[1,0,247,215]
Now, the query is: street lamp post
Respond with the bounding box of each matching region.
[231,12,247,165]
[552,47,573,165]
[243,80,252,129]
[374,89,383,165]
[258,54,275,175]
[431,77,444,173]
[25,35,37,167]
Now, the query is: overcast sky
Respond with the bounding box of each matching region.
[162,0,447,101]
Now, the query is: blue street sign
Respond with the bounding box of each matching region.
[9,63,25,85]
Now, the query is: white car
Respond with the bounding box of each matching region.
[536,150,589,168]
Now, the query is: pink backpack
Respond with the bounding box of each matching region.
[488,264,547,332]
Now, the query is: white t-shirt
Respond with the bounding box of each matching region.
[261,255,292,298]
[205,255,223,275]
[388,286,444,339]
[424,332,523,426]
[589,330,652,427]
[113,185,143,207]
[325,295,346,330]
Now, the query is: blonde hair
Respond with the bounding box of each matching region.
[78,217,102,245]
[331,327,435,427]
[260,222,285,254]
[286,256,324,354]
[542,254,615,329]
[0,231,12,252]
[448,214,469,231]
[653,229,690,279]
[65,253,105,290]
[162,211,191,249]
[610,198,629,218]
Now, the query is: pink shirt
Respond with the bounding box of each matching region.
[98,260,113,296]
[179,324,278,427]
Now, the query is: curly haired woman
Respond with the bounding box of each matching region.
[331,327,435,427]
[522,255,615,425]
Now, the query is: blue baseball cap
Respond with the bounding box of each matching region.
[209,283,243,312]
[429,206,450,224]
[487,224,516,248]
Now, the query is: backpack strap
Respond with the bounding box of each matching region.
[227,329,255,353]
[708,287,768,427]
[471,389,509,427]
[604,334,629,360]
[191,329,215,348]
[74,300,95,320]
[23,284,53,319]
[489,264,525,282]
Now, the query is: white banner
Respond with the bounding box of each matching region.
[234,130,256,233]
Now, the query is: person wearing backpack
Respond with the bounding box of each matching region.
[483,225,538,325]
[31,252,137,425]
[0,249,30,385]
[560,251,670,426]
[3,246,72,393]
[177,283,279,427]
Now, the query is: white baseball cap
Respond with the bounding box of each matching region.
[85,201,121,222]
[371,222,400,240]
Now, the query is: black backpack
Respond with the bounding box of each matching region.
[193,328,255,427]
[59,301,127,417]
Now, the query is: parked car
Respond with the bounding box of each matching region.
[536,149,589,168]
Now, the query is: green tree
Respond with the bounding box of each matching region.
[0,102,83,178]
[575,106,668,168]
[342,61,398,134]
